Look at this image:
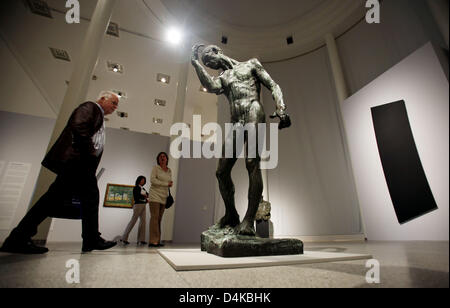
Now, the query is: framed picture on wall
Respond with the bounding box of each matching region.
[103,184,134,209]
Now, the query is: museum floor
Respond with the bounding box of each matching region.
[0,241,448,288]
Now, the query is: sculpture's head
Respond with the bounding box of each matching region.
[201,45,223,70]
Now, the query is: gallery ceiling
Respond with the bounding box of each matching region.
[46,0,367,62]
[157,0,366,62]
[1,0,367,137]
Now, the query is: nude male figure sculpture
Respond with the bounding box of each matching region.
[191,44,291,236]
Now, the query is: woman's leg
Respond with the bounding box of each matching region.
[136,204,146,242]
[121,203,143,242]
[149,202,161,245]
[157,203,166,244]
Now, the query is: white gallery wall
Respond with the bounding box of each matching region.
[0,112,55,242]
[341,43,449,241]
[337,0,446,95]
[0,39,55,119]
[260,47,363,237]
[172,142,217,243]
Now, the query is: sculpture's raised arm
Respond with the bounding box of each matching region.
[191,44,223,95]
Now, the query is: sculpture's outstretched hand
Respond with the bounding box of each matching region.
[191,44,205,64]
[270,111,291,130]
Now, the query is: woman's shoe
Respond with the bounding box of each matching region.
[138,241,147,246]
[120,240,130,246]
[148,243,158,247]
[157,243,165,247]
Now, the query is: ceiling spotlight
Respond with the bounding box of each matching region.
[157,73,170,84]
[166,27,182,45]
[107,61,123,74]
[112,90,126,99]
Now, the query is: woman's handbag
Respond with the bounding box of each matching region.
[165,188,174,209]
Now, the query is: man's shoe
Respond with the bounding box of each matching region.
[82,237,116,252]
[0,239,48,254]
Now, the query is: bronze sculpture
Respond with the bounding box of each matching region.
[192,44,290,234]
[192,44,302,257]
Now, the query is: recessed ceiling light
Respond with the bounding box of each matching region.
[107,61,123,74]
[199,86,208,92]
[166,27,182,45]
[112,90,126,99]
[157,73,170,84]
[154,99,166,107]
[107,22,120,38]
[49,48,71,62]
[153,117,163,124]
[28,0,53,18]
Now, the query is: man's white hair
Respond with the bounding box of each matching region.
[97,90,119,102]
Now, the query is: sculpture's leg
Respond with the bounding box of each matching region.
[216,157,240,228]
[235,157,262,236]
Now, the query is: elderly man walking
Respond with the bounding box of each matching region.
[1,91,119,254]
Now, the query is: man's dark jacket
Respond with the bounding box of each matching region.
[42,102,104,174]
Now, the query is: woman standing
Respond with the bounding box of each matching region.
[148,152,173,247]
[121,176,148,245]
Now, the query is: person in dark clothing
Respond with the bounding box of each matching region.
[120,176,149,245]
[0,91,119,254]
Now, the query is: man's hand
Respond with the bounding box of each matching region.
[191,44,205,64]
[270,111,291,130]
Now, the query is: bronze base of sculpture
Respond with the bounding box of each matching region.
[201,224,303,258]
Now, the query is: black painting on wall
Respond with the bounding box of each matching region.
[371,100,438,224]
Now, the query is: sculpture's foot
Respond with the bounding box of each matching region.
[218,213,240,228]
[235,220,256,236]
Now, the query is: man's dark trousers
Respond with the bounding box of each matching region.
[10,161,100,243]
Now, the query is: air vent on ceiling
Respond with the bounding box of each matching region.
[221,36,228,45]
[157,73,170,84]
[287,36,294,45]
[153,117,163,124]
[50,48,71,62]
[107,22,120,37]
[117,111,128,118]
[154,99,166,107]
[107,61,123,74]
[27,0,53,18]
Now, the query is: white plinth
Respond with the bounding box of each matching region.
[157,249,372,271]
